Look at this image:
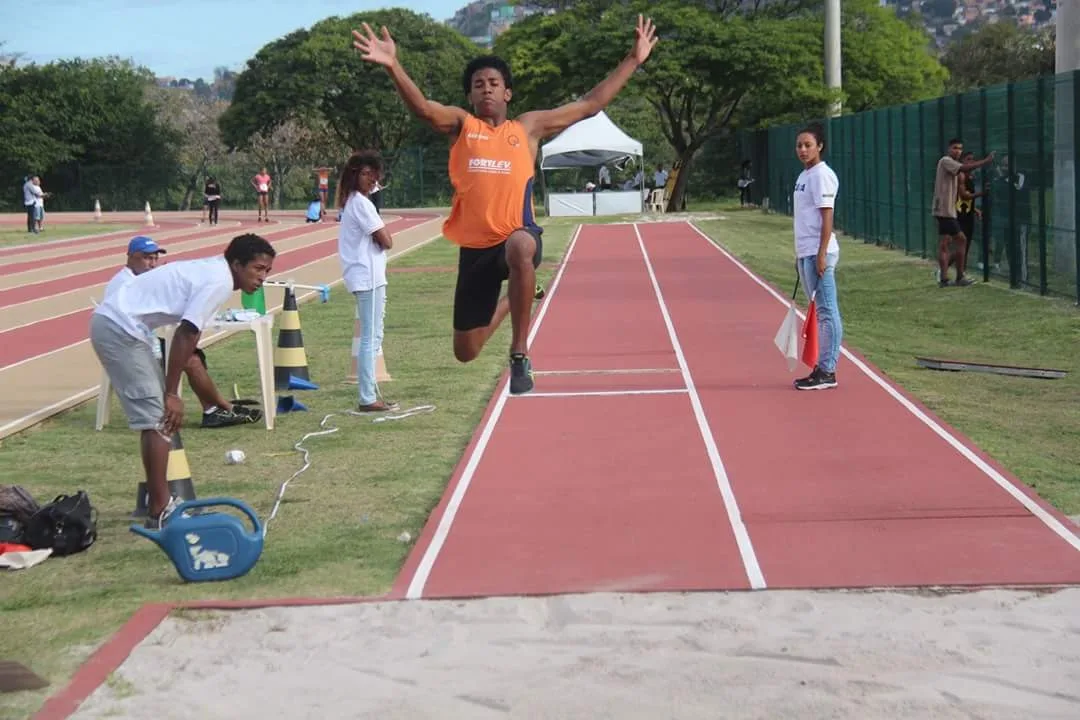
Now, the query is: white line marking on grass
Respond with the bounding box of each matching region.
[405,223,585,600]
[634,222,767,589]
[684,219,1080,554]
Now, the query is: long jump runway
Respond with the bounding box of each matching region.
[393,221,1080,598]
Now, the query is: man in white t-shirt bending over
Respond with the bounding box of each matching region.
[104,236,264,430]
[91,233,276,528]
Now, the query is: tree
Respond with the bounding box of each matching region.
[832,0,947,114]
[497,1,828,210]
[0,57,181,211]
[941,21,1056,93]
[150,88,230,210]
[497,0,946,210]
[245,119,345,209]
[219,8,481,177]
[0,41,22,67]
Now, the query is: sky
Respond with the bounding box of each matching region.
[2,0,457,80]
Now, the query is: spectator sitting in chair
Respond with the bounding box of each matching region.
[102,236,264,429]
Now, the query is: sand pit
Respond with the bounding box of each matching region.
[68,588,1080,719]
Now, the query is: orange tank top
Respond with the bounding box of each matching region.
[442,115,539,249]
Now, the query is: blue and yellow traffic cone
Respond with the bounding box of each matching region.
[273,286,316,391]
[131,430,197,518]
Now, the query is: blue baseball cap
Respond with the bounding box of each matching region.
[127,236,166,255]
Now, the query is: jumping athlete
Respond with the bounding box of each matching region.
[352,15,658,394]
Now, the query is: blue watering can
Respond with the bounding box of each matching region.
[130,498,264,583]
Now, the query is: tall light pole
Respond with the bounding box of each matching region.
[824,0,842,118]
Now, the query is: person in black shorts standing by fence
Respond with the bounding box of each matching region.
[955,151,983,277]
[932,138,994,287]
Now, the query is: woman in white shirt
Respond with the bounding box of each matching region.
[791,122,843,391]
[337,152,398,412]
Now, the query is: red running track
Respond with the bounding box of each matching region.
[0,213,437,369]
[391,221,1080,600]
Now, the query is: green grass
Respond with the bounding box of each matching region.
[694,204,1080,514]
[0,223,137,249]
[0,222,574,719]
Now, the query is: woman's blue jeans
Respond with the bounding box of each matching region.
[353,286,386,405]
[796,252,843,374]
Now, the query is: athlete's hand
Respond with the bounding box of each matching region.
[630,15,658,65]
[353,23,397,67]
[162,393,184,436]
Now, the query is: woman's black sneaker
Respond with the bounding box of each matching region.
[794,366,837,391]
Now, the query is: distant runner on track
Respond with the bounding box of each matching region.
[352,14,658,394]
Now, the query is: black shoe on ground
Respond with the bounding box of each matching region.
[534,283,546,300]
[794,366,837,391]
[954,275,975,286]
[201,407,260,428]
[509,353,535,395]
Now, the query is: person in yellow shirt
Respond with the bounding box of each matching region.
[353,15,658,394]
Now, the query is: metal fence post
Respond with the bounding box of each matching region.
[1074,70,1080,306]
[1007,81,1019,288]
[902,106,911,254]
[980,87,990,283]
[864,112,872,243]
[850,116,859,239]
[887,109,895,247]
[919,101,928,259]
[1036,76,1048,295]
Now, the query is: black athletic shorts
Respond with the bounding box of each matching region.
[453,226,543,332]
[958,212,975,245]
[935,216,962,237]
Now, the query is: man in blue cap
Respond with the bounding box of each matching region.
[103,236,263,431]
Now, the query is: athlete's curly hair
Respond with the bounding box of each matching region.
[462,55,514,96]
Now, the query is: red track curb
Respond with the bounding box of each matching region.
[31,603,172,720]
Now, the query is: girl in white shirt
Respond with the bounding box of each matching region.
[336,152,398,412]
[792,122,843,391]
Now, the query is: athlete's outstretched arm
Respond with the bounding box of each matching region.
[521,15,657,141]
[352,23,467,136]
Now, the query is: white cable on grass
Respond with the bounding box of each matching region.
[262,403,436,538]
[266,203,424,538]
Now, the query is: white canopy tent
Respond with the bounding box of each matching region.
[538,111,645,217]
[540,111,643,169]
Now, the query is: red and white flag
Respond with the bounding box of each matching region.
[801,293,819,369]
[773,300,800,372]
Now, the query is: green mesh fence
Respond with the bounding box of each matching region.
[739,70,1080,304]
